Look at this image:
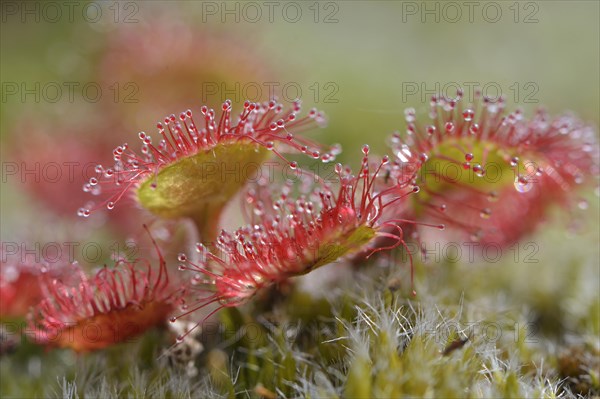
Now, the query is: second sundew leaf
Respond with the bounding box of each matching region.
[308,224,377,272]
[171,147,441,339]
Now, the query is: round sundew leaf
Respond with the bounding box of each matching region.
[81,99,332,235]
[309,224,377,271]
[391,94,599,247]
[413,137,516,214]
[61,300,173,352]
[137,142,270,220]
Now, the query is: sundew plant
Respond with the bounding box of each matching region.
[1,2,599,398]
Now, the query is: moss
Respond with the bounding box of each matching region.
[2,216,597,398]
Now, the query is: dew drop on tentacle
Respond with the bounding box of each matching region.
[577,199,589,210]
[107,202,115,210]
[514,175,533,193]
[191,275,203,285]
[469,230,482,242]
[469,124,479,135]
[479,208,492,219]
[196,242,206,254]
[535,167,543,177]
[462,109,474,122]
[404,108,416,123]
[169,316,177,323]
[289,161,298,170]
[362,144,370,155]
[177,254,187,262]
[331,143,342,156]
[487,191,499,202]
[465,153,474,162]
[426,125,436,137]
[446,98,457,111]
